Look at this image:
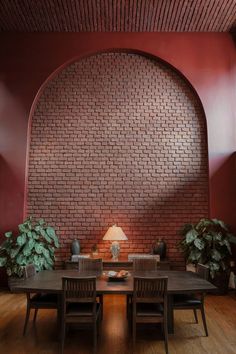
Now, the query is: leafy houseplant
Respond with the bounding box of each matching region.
[0,217,59,277]
[179,218,236,280]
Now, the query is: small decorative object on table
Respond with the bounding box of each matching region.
[107,269,129,281]
[71,239,80,255]
[152,238,166,259]
[91,243,99,256]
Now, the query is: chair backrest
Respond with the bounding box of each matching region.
[196,263,209,280]
[78,258,103,272]
[24,264,36,278]
[133,276,168,303]
[62,276,96,304]
[133,258,157,272]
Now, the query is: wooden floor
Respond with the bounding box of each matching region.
[0,292,236,354]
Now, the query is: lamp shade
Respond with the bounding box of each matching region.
[103,225,128,241]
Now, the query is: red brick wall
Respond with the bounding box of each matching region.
[27,52,208,268]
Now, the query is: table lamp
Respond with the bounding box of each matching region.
[103,224,128,260]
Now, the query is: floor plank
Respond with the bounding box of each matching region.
[0,291,236,353]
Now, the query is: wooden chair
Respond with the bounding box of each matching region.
[61,276,101,354]
[23,264,59,335]
[132,276,169,354]
[127,257,158,318]
[133,257,157,272]
[78,258,103,318]
[173,263,209,336]
[78,258,103,272]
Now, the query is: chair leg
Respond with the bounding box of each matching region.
[33,309,38,323]
[132,315,136,347]
[93,321,97,354]
[100,295,103,320]
[61,321,66,354]
[163,319,169,354]
[126,295,129,319]
[193,309,198,323]
[200,304,208,336]
[23,304,31,336]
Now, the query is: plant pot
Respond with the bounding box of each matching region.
[210,270,230,295]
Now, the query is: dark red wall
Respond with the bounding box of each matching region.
[0,33,236,276]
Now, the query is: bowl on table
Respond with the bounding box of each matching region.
[107,270,129,281]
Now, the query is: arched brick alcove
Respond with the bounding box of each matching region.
[28,52,208,268]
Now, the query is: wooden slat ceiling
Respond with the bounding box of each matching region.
[0,0,236,32]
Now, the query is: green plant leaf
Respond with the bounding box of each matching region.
[219,239,231,253]
[32,231,39,240]
[42,248,50,259]
[179,223,193,236]
[10,247,21,259]
[28,238,35,250]
[27,231,32,238]
[211,249,222,261]
[17,234,27,247]
[186,229,198,244]
[46,227,59,247]
[46,227,55,238]
[35,225,42,233]
[0,257,7,267]
[194,238,205,250]
[212,231,222,241]
[188,249,201,262]
[16,253,25,265]
[5,231,13,238]
[35,243,43,254]
[40,229,52,244]
[203,233,212,242]
[212,219,228,231]
[23,244,32,257]
[38,219,45,226]
[228,234,236,244]
[18,223,29,233]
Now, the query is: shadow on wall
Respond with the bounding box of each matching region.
[80,172,209,270]
[210,151,236,259]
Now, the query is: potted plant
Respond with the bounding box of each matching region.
[0,217,59,279]
[179,218,236,293]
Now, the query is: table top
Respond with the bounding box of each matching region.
[9,270,217,295]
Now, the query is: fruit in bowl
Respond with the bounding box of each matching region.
[117,270,129,278]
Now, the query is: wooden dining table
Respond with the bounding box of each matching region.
[9,269,217,334]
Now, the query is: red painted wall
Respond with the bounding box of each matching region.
[0,33,236,281]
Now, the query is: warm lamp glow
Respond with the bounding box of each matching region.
[103,225,128,241]
[103,225,128,260]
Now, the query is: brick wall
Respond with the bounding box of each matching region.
[27,52,208,268]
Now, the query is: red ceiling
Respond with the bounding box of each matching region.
[0,0,236,32]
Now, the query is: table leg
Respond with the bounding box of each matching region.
[167,294,174,334]
[57,294,63,340]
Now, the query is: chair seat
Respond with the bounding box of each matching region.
[31,293,58,306]
[136,303,163,317]
[173,294,202,308]
[66,302,100,316]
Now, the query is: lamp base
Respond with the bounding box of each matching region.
[110,241,120,260]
